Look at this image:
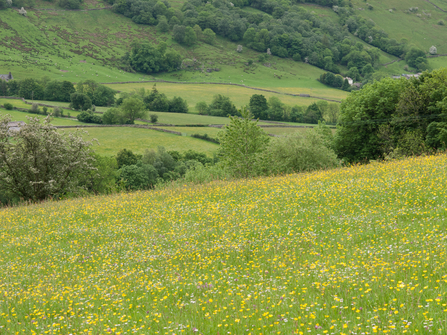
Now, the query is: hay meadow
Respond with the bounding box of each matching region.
[1,154,447,334]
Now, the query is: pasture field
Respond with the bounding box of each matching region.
[350,0,447,57]
[61,126,219,156]
[106,82,346,110]
[1,155,447,334]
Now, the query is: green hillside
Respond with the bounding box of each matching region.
[2,0,446,103]
[1,154,446,334]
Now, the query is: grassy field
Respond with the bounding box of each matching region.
[1,155,447,334]
[351,0,447,57]
[106,82,346,110]
[62,126,219,156]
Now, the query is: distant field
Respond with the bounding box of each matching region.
[107,82,345,110]
[62,127,219,156]
[0,108,83,126]
[351,0,447,56]
[169,126,222,137]
[148,111,275,125]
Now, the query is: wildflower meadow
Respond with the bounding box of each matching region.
[1,154,447,335]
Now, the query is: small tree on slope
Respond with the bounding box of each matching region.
[0,115,96,201]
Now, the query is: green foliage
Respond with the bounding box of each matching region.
[44,80,76,102]
[405,48,428,70]
[302,103,324,124]
[76,80,116,107]
[126,42,182,74]
[120,96,146,123]
[249,94,268,119]
[0,115,96,201]
[149,113,158,123]
[59,0,82,9]
[79,153,118,195]
[335,77,408,162]
[184,26,197,46]
[70,92,92,111]
[203,28,216,45]
[19,78,44,100]
[3,102,13,110]
[208,94,238,117]
[116,149,141,169]
[217,107,270,178]
[195,101,208,114]
[77,111,103,124]
[119,162,158,190]
[267,128,339,174]
[102,107,128,125]
[157,15,169,32]
[426,122,447,149]
[168,96,188,113]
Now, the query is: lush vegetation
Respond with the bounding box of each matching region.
[335,68,447,162]
[1,154,447,333]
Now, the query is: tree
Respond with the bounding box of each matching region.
[334,77,409,162]
[195,101,208,114]
[249,94,268,119]
[116,149,141,169]
[405,47,427,69]
[102,108,127,124]
[120,96,146,123]
[184,26,197,46]
[119,163,158,190]
[157,15,169,32]
[217,107,270,178]
[173,25,186,44]
[19,78,44,100]
[208,94,238,116]
[168,96,188,113]
[203,28,216,45]
[70,92,92,111]
[0,115,96,201]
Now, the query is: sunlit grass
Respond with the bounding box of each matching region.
[1,154,447,334]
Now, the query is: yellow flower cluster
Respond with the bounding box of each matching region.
[1,154,447,334]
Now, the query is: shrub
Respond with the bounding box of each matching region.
[0,115,96,201]
[77,111,102,124]
[438,20,445,26]
[119,163,158,190]
[3,102,13,110]
[267,130,339,174]
[29,103,40,114]
[149,113,158,123]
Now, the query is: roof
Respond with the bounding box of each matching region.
[0,72,13,81]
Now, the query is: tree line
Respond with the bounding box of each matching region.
[1,78,116,107]
[335,68,447,162]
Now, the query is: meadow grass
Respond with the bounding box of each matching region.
[106,82,345,110]
[1,155,447,334]
[61,126,219,156]
[351,0,447,57]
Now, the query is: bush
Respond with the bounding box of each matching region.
[77,111,102,124]
[0,115,96,201]
[29,103,40,114]
[150,113,158,123]
[119,163,158,190]
[53,106,63,117]
[3,102,13,110]
[267,129,339,174]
